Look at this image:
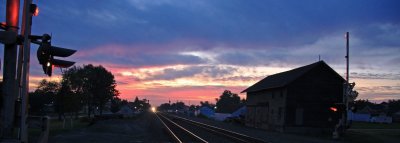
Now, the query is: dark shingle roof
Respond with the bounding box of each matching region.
[241,61,338,93]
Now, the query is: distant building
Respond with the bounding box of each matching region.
[349,111,370,122]
[231,106,246,118]
[353,105,392,123]
[118,105,134,117]
[242,61,344,132]
[213,106,247,122]
[198,106,215,118]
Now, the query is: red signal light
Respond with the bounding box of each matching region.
[30,4,39,16]
[330,107,337,112]
[33,7,39,16]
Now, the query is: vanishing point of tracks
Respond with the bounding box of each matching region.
[155,112,268,143]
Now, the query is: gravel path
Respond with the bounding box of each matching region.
[49,112,170,143]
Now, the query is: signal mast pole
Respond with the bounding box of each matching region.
[18,0,33,142]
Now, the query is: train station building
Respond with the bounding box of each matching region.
[242,61,344,132]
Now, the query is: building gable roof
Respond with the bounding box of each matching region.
[241,61,343,93]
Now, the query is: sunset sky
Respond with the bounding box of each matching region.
[1,0,399,106]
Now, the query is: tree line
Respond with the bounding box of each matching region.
[354,99,400,115]
[29,64,119,120]
[158,90,246,113]
[110,96,151,113]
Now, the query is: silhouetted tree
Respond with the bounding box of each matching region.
[215,90,243,113]
[29,79,60,115]
[354,99,374,111]
[132,96,140,109]
[57,84,83,119]
[28,92,43,114]
[110,97,123,113]
[61,64,119,118]
[200,101,215,108]
[131,97,150,111]
[59,66,84,119]
[171,101,186,110]
[85,65,119,115]
[388,99,400,115]
[189,105,199,111]
[241,98,247,104]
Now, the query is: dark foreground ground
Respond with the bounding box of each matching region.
[175,114,400,143]
[48,112,400,143]
[48,112,170,143]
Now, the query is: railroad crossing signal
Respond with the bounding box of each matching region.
[31,34,76,76]
[345,82,359,101]
[330,103,345,115]
[328,103,346,125]
[1,30,76,76]
[330,107,338,112]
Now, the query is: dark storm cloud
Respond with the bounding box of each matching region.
[148,67,204,80]
[214,49,319,67]
[353,24,400,48]
[1,0,400,79]
[14,0,399,48]
[203,66,237,78]
[77,52,205,67]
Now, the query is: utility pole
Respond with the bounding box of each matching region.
[1,0,20,138]
[344,32,350,125]
[346,32,349,82]
[341,32,350,137]
[333,32,350,139]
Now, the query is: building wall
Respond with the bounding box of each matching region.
[246,63,344,131]
[286,64,344,128]
[246,88,287,131]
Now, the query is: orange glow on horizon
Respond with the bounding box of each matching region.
[17,60,399,106]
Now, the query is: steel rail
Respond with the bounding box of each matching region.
[166,113,269,143]
[157,113,208,143]
[154,113,182,143]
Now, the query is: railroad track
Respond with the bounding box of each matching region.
[155,113,208,143]
[156,112,269,143]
